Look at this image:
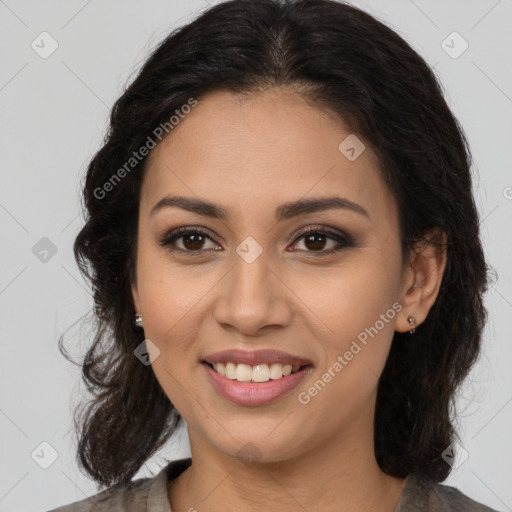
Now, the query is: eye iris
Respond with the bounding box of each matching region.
[183,233,205,250]
[305,232,326,251]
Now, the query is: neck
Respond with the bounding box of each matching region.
[168,412,405,512]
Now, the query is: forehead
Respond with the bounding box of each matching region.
[140,88,397,228]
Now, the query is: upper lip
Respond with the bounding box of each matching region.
[202,349,313,367]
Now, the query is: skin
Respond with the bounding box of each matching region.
[131,88,447,511]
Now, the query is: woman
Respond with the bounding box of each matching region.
[50,0,498,510]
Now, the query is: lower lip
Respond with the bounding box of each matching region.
[202,363,312,406]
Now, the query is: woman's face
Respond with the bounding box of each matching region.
[132,88,417,464]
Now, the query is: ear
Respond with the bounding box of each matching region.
[131,279,141,316]
[395,229,447,333]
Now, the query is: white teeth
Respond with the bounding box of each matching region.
[252,364,270,382]
[269,363,283,379]
[225,362,236,379]
[215,362,226,376]
[235,363,253,382]
[211,362,302,382]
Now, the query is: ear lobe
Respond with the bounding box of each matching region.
[395,229,447,333]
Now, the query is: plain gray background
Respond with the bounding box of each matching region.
[0,0,511,510]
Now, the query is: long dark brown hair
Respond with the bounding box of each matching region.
[60,0,493,489]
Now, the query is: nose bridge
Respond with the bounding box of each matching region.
[230,244,274,310]
[213,242,291,334]
[233,244,271,299]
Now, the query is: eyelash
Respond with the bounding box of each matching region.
[158,226,355,256]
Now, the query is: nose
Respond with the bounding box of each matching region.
[212,249,293,337]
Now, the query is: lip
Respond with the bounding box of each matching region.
[202,348,313,367]
[202,362,312,406]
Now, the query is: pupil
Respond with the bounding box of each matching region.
[305,233,326,251]
[184,234,204,250]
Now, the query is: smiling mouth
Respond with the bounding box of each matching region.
[203,361,310,383]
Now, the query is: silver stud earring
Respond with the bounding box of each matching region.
[407,316,417,334]
[134,315,143,328]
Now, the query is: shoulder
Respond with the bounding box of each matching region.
[46,477,153,512]
[46,458,192,512]
[46,473,156,512]
[397,473,501,512]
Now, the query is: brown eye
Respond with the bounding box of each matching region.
[290,228,354,255]
[159,227,221,253]
[302,232,329,251]
[181,232,207,250]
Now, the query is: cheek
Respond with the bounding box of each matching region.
[290,251,400,340]
[293,292,398,436]
[290,252,400,400]
[135,255,209,413]
[136,245,215,336]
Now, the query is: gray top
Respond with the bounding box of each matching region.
[48,458,500,512]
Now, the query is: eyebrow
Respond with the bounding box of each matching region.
[150,195,369,221]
